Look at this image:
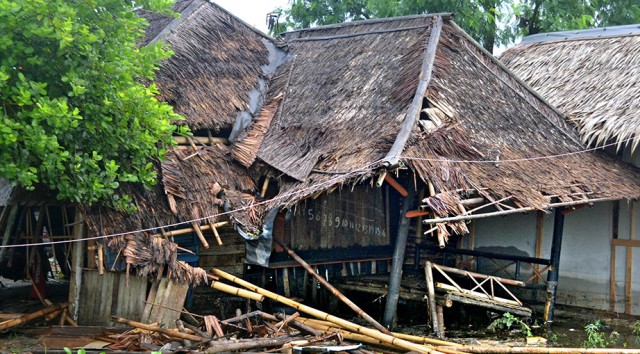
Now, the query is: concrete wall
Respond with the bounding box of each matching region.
[472,200,640,315]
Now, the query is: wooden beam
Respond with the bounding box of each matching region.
[383,181,415,328]
[382,15,443,167]
[626,203,635,314]
[384,174,408,197]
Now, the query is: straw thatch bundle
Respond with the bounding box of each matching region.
[108,232,208,285]
[501,32,640,150]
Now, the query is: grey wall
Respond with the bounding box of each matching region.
[472,201,640,314]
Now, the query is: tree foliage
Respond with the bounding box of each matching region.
[0,0,184,211]
[278,0,640,52]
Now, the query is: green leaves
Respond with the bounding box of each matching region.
[280,0,640,53]
[0,0,182,212]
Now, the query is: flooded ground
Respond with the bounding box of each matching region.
[0,279,639,352]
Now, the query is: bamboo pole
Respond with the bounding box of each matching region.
[438,346,640,353]
[298,317,462,347]
[376,172,387,188]
[296,318,466,354]
[425,261,441,338]
[152,221,229,238]
[173,136,228,145]
[192,222,210,249]
[261,177,270,198]
[434,264,526,288]
[210,280,264,302]
[112,316,207,342]
[272,238,391,334]
[0,303,67,331]
[211,268,438,354]
[209,221,223,246]
[97,243,105,275]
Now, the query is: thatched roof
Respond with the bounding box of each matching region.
[500,25,640,150]
[138,0,283,131]
[0,179,13,207]
[245,15,640,217]
[82,144,263,237]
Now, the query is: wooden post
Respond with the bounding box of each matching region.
[382,179,414,329]
[414,188,425,270]
[610,201,620,312]
[625,202,635,314]
[544,208,565,325]
[425,261,441,337]
[68,209,84,322]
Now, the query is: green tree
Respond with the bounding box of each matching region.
[280,0,640,53]
[0,0,184,211]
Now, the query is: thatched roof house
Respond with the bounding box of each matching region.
[80,0,287,242]
[500,25,640,150]
[244,15,640,225]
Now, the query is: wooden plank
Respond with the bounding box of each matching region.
[141,279,160,323]
[160,280,188,327]
[149,278,166,322]
[612,239,640,247]
[534,211,544,285]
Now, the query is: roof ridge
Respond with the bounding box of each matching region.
[285,12,452,35]
[518,23,640,45]
[148,0,279,46]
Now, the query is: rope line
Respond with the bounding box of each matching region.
[0,136,631,249]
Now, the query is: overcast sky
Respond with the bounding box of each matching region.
[214,0,290,33]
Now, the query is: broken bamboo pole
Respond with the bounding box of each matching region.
[192,222,210,249]
[0,303,67,331]
[296,318,466,354]
[439,346,640,353]
[210,280,264,302]
[151,221,229,238]
[272,312,323,337]
[209,220,223,246]
[211,268,438,354]
[297,317,462,347]
[111,317,207,342]
[272,238,391,334]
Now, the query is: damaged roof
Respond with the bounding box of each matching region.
[244,15,640,214]
[83,1,280,236]
[500,25,640,151]
[137,0,282,132]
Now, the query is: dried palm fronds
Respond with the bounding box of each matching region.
[107,233,208,286]
[233,94,283,168]
[502,35,640,151]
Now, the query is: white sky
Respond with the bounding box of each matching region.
[213,0,290,33]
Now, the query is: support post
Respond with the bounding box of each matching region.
[544,207,565,325]
[68,209,84,322]
[382,180,415,329]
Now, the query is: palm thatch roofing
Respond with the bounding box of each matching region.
[241,15,640,222]
[82,1,281,237]
[137,0,281,131]
[500,25,640,150]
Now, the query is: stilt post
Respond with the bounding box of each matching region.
[382,179,414,329]
[544,207,565,325]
